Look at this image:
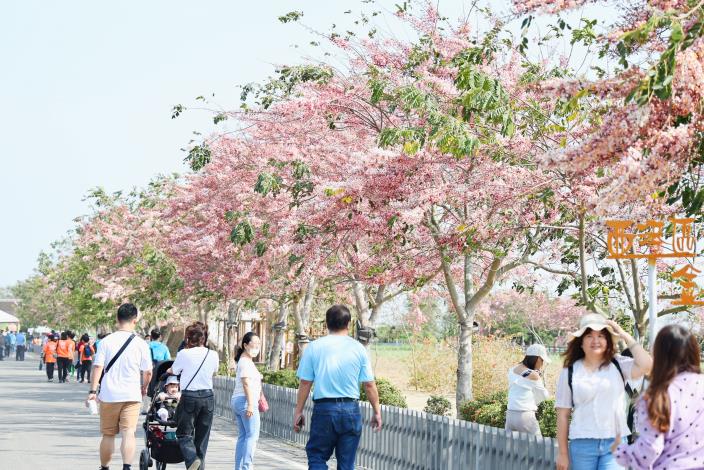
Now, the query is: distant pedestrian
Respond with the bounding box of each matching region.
[613,324,704,468]
[505,343,551,435]
[0,331,5,361]
[148,329,171,365]
[294,305,382,470]
[231,332,263,470]
[8,331,16,356]
[88,303,153,470]
[15,331,26,361]
[67,331,77,377]
[78,334,94,383]
[555,314,653,470]
[43,334,58,382]
[169,322,219,470]
[56,332,74,383]
[95,333,106,353]
[4,331,11,357]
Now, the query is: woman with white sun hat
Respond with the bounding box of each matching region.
[505,343,552,435]
[555,314,653,470]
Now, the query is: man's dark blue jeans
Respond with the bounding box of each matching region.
[306,400,363,470]
[176,389,214,470]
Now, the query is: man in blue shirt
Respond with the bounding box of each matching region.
[148,329,171,365]
[15,331,26,361]
[8,331,16,356]
[294,304,382,470]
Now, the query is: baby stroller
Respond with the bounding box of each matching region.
[139,360,183,470]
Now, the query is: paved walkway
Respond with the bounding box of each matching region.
[0,353,311,469]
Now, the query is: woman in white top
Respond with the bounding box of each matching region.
[505,343,551,435]
[169,322,220,470]
[555,314,652,470]
[231,332,263,470]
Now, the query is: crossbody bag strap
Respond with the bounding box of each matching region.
[183,349,209,391]
[99,334,136,388]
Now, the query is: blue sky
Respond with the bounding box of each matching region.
[0,1,398,286]
[0,0,602,287]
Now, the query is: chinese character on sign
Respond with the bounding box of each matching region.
[671,218,697,257]
[636,220,665,257]
[606,220,637,258]
[671,264,704,306]
[606,218,701,307]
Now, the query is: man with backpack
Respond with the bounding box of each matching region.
[88,303,153,470]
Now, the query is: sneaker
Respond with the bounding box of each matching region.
[187,459,202,470]
[99,466,109,470]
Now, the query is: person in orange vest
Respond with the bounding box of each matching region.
[78,334,95,383]
[43,334,59,382]
[56,331,75,383]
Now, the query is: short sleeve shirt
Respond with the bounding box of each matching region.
[555,355,634,439]
[232,356,262,399]
[296,335,374,400]
[149,341,171,362]
[171,347,219,391]
[93,331,152,403]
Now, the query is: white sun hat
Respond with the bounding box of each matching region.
[568,313,618,341]
[525,343,552,364]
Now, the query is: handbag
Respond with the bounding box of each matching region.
[258,391,269,413]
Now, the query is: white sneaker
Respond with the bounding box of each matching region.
[188,459,202,470]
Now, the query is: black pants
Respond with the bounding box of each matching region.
[79,360,92,382]
[176,390,214,470]
[57,357,71,382]
[15,345,25,361]
[0,345,4,360]
[46,362,55,380]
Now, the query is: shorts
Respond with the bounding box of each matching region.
[99,401,141,436]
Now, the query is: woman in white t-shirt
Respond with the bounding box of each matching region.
[169,322,219,470]
[505,343,551,435]
[231,332,263,470]
[555,314,652,470]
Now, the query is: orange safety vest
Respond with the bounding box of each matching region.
[43,342,58,363]
[56,339,74,359]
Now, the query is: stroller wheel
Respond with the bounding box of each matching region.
[139,449,150,470]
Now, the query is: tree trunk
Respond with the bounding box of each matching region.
[267,302,287,370]
[226,301,241,368]
[456,320,474,409]
[352,279,371,327]
[290,282,315,355]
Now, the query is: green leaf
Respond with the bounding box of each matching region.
[230,221,254,246]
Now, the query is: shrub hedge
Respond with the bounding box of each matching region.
[361,377,408,408]
[257,368,408,408]
[424,396,452,416]
[459,391,557,437]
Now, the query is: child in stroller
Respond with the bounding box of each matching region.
[140,361,183,470]
[155,375,181,424]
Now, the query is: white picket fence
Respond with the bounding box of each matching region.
[213,377,558,470]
